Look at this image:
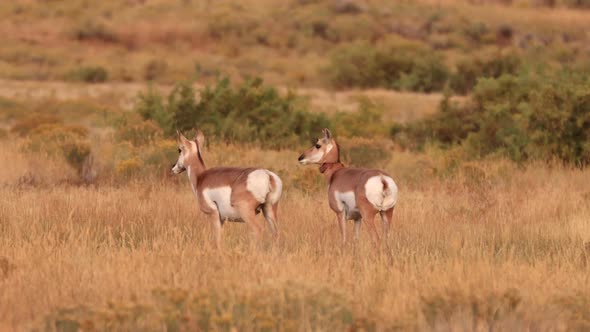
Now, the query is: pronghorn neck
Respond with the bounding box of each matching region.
[186,155,206,196]
[319,162,345,180]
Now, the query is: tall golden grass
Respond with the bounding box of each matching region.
[1,141,589,331]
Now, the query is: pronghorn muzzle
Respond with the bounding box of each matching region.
[171,163,185,174]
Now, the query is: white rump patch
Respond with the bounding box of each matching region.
[202,186,241,220]
[265,170,283,204]
[335,191,358,217]
[247,169,271,203]
[365,176,398,211]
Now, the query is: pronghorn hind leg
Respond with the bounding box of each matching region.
[379,207,394,240]
[237,203,264,248]
[262,202,279,242]
[359,202,380,248]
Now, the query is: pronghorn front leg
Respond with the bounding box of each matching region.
[262,202,279,242]
[359,203,380,248]
[237,203,264,248]
[379,207,394,240]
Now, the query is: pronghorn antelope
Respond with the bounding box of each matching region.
[298,129,398,245]
[172,130,282,248]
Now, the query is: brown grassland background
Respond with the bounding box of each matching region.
[2,0,590,331]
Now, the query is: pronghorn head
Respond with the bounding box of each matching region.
[171,130,206,174]
[298,128,339,165]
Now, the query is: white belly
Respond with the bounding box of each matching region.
[335,191,360,219]
[202,186,241,221]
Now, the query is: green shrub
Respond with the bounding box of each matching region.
[326,40,449,92]
[396,93,478,151]
[333,97,392,138]
[401,70,590,165]
[135,78,331,149]
[326,42,382,88]
[67,66,109,83]
[450,53,522,95]
[135,87,173,134]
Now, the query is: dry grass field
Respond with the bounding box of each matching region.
[1,140,590,331]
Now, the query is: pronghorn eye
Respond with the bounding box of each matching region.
[178,148,181,153]
[315,144,321,149]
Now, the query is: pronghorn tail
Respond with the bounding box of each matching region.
[380,175,397,210]
[264,170,283,205]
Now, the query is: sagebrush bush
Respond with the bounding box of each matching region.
[115,157,144,178]
[23,123,93,177]
[45,283,365,331]
[115,120,163,147]
[10,114,63,136]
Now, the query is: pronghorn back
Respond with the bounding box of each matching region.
[196,167,282,221]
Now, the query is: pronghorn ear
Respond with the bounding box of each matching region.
[194,130,205,149]
[177,130,190,146]
[323,128,332,139]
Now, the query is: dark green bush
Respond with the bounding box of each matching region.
[397,93,478,150]
[450,53,522,95]
[135,87,173,135]
[327,41,449,92]
[401,70,590,165]
[135,78,331,149]
[68,66,109,83]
